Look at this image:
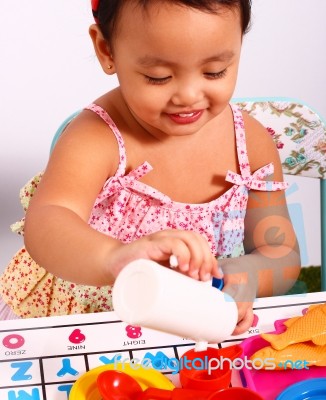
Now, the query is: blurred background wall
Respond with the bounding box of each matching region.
[1,0,325,271]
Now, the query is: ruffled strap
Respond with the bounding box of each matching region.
[225,162,289,191]
[229,105,288,192]
[85,103,127,176]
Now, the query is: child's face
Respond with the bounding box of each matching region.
[112,2,242,138]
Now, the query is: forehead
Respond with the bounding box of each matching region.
[113,2,242,59]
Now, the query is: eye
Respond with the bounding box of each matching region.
[145,75,171,85]
[204,69,227,80]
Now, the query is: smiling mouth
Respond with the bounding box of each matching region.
[168,110,203,124]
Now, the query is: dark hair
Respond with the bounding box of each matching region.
[95,0,252,45]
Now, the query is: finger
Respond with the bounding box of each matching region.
[146,230,214,279]
[232,307,254,335]
[211,257,223,280]
[232,320,249,335]
[155,234,192,273]
[199,254,219,281]
[183,231,212,279]
[158,230,202,276]
[178,232,202,279]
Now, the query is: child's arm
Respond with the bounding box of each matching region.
[24,109,220,286]
[221,113,301,334]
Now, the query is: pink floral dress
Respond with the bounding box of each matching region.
[0,104,288,318]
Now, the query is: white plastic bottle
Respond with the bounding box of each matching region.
[112,259,238,347]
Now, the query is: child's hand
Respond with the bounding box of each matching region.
[108,229,222,282]
[232,302,254,335]
[222,271,256,335]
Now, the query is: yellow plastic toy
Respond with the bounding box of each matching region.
[69,363,175,400]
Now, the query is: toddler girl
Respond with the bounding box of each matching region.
[0,0,300,334]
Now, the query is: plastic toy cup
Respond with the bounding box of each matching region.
[179,347,232,392]
[208,387,264,400]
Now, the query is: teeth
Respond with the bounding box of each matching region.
[178,112,195,117]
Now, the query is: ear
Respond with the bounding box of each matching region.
[89,24,115,75]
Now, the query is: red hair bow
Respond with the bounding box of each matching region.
[91,0,100,23]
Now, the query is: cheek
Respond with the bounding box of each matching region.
[213,76,238,103]
[123,86,168,114]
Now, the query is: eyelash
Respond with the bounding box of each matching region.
[145,76,171,85]
[204,69,227,79]
[145,69,227,85]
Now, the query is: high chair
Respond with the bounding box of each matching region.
[233,98,326,291]
[50,98,326,291]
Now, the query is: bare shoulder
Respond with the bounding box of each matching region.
[55,105,120,161]
[30,99,122,220]
[51,102,120,178]
[242,111,283,180]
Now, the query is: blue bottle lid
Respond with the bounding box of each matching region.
[212,277,224,290]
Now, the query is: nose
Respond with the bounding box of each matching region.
[171,78,203,107]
